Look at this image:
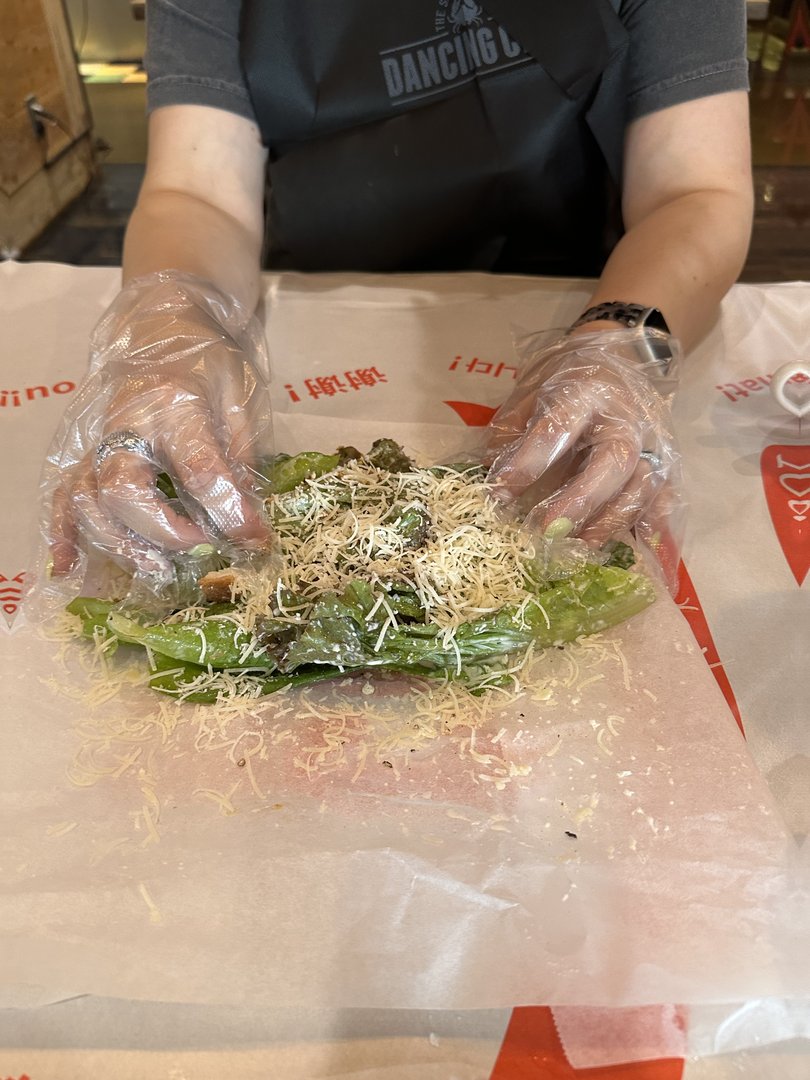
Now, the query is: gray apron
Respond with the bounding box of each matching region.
[240,0,629,275]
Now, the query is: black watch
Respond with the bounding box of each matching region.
[569,301,674,375]
[570,301,670,334]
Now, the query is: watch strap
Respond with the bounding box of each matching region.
[568,302,676,377]
[570,301,671,335]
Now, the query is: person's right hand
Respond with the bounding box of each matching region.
[46,272,274,586]
[480,327,686,591]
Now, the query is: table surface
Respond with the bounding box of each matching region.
[1,262,807,1079]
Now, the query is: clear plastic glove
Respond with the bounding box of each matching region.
[484,327,685,585]
[42,271,275,593]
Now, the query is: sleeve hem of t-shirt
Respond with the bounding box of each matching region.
[627,59,750,121]
[146,76,256,123]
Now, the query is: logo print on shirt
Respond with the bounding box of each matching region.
[444,1,484,31]
[380,7,529,105]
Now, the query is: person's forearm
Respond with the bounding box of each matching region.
[578,188,753,351]
[122,189,264,315]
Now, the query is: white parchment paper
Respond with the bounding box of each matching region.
[2,411,803,1014]
[1,265,806,1055]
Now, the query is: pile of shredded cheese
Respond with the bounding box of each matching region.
[46,610,637,853]
[232,460,537,636]
[46,456,640,842]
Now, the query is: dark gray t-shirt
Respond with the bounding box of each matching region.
[145,0,749,126]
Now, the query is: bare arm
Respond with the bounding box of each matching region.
[575,91,753,351]
[488,92,752,548]
[123,105,268,313]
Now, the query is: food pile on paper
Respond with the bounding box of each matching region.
[61,440,654,709]
[3,264,807,1065]
[2,425,799,1014]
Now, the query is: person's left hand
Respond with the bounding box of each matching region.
[484,328,684,555]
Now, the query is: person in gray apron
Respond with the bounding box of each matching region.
[45,0,753,588]
[241,0,626,278]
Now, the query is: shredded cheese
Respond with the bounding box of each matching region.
[48,456,648,834]
[228,462,539,651]
[137,881,163,924]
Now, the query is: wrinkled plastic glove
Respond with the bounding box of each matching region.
[44,271,275,589]
[485,327,685,581]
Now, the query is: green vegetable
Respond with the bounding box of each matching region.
[146,650,351,703]
[269,441,413,500]
[365,438,414,473]
[106,612,273,670]
[68,442,655,701]
[146,649,211,699]
[66,596,117,636]
[156,472,179,501]
[382,501,431,548]
[273,566,654,675]
[270,451,340,493]
[603,539,636,570]
[336,445,363,464]
[379,584,425,621]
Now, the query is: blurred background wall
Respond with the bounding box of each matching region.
[65,0,144,63]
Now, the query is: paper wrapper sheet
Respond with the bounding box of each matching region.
[2,406,803,1014]
[0,266,806,1045]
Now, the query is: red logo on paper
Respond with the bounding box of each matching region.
[676,562,744,733]
[0,382,75,409]
[0,571,26,628]
[761,445,810,585]
[284,368,388,403]
[444,400,497,426]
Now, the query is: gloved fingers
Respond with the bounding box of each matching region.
[488,390,590,501]
[578,452,668,545]
[634,521,681,596]
[522,437,640,538]
[70,462,174,580]
[95,452,210,551]
[215,374,272,469]
[157,408,271,547]
[484,389,546,459]
[639,473,682,536]
[49,478,80,577]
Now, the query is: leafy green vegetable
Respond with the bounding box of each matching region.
[603,540,636,570]
[365,438,415,472]
[270,451,341,494]
[66,596,117,636]
[106,611,273,670]
[67,442,655,701]
[382,501,431,548]
[156,472,179,501]
[336,445,363,464]
[146,650,351,703]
